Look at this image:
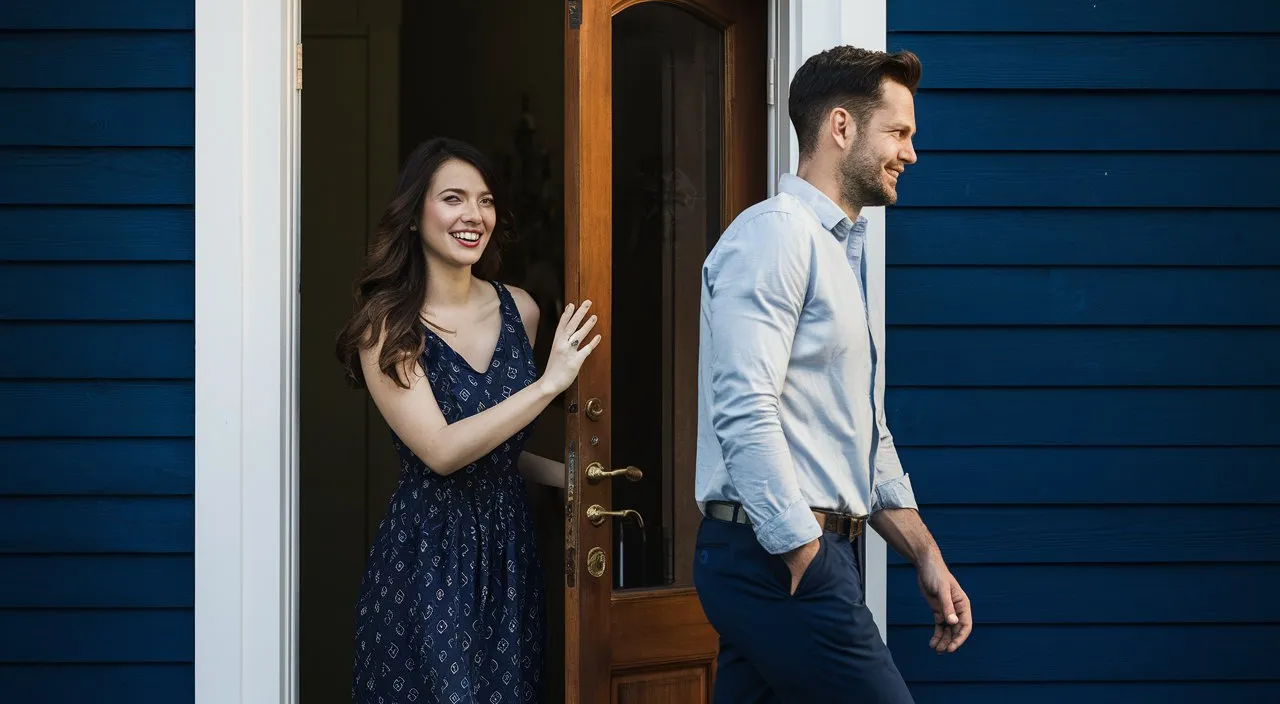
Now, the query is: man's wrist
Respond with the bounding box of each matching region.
[871,507,941,567]
[780,537,820,573]
[912,545,944,570]
[781,536,819,561]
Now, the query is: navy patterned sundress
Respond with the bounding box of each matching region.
[352,281,547,704]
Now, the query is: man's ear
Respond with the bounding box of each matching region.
[830,107,857,150]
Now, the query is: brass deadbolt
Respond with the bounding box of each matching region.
[587,547,606,578]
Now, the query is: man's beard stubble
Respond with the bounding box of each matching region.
[839,142,895,208]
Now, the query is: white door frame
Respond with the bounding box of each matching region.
[192,0,887,701]
[776,0,895,644]
[193,0,301,701]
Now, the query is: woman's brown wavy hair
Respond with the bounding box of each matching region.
[335,137,512,389]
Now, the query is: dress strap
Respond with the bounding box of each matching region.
[490,280,534,350]
[490,280,514,317]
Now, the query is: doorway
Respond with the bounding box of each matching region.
[297,0,767,701]
[298,0,568,701]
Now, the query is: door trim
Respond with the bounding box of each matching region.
[776,0,892,642]
[190,0,888,701]
[193,0,301,702]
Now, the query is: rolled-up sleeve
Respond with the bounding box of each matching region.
[705,212,822,554]
[871,391,919,514]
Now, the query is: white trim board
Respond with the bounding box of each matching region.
[191,0,888,700]
[775,0,892,642]
[194,0,300,702]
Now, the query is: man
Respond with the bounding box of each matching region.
[693,46,972,702]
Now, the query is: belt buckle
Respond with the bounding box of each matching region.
[838,515,855,541]
[814,508,842,538]
[815,508,863,542]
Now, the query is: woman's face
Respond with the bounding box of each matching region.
[418,158,497,270]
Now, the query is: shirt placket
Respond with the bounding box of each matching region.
[845,221,881,476]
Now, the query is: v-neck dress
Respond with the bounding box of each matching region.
[352,281,546,703]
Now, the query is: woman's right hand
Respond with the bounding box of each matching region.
[539,300,602,395]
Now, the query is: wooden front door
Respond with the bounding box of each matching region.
[562,0,766,701]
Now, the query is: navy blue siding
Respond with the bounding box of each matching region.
[887,1,1280,701]
[0,1,194,702]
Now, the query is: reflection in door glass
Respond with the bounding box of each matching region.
[612,3,723,590]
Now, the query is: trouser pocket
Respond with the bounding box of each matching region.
[786,535,832,599]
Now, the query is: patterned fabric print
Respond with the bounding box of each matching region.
[352,282,547,704]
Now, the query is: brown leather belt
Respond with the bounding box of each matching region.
[705,500,865,542]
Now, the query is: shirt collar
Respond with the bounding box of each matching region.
[778,173,866,241]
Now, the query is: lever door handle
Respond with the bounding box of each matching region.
[586,505,645,529]
[585,462,643,483]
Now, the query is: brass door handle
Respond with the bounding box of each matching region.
[586,505,645,529]
[585,462,644,483]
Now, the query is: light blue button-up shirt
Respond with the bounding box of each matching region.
[695,173,918,555]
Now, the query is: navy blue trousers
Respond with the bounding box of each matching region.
[693,517,915,703]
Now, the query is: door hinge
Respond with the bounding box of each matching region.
[766,55,775,106]
[295,42,303,90]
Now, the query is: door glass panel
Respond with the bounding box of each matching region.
[612,3,723,590]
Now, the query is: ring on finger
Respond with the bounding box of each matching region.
[569,337,580,348]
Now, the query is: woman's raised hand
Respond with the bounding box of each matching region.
[539,301,602,395]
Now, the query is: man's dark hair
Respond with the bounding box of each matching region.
[788,46,922,158]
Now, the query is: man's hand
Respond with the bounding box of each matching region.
[870,507,973,653]
[916,557,971,653]
[779,538,821,595]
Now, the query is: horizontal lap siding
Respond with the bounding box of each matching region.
[886,2,1280,701]
[0,2,194,702]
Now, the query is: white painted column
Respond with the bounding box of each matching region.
[195,0,301,701]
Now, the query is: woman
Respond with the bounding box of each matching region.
[336,137,600,703]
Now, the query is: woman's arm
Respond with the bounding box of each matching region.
[508,286,568,490]
[518,452,566,489]
[361,300,600,475]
